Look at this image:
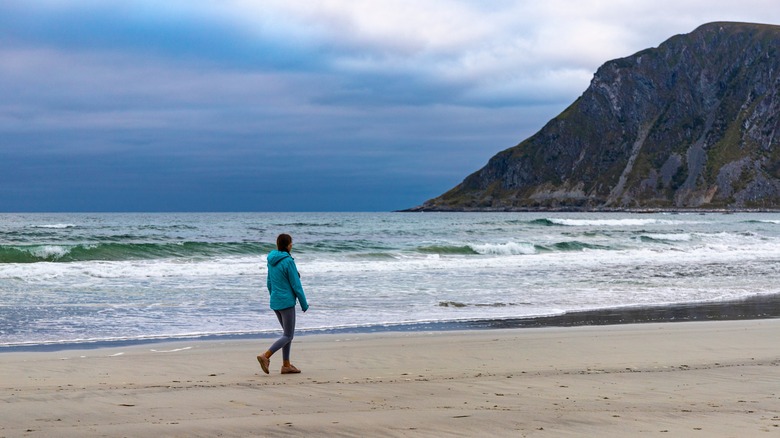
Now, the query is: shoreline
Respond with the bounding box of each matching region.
[5,293,780,353]
[2,319,779,436]
[398,206,780,213]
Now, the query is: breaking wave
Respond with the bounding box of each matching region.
[0,242,270,263]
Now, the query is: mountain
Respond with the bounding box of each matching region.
[410,22,780,211]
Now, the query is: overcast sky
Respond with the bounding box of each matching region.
[1,1,779,212]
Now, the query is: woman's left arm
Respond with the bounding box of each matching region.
[287,260,309,312]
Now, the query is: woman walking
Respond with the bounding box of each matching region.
[258,233,309,374]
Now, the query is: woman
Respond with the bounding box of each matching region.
[257,233,309,374]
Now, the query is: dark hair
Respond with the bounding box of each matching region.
[276,233,293,252]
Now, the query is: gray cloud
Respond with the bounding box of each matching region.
[1,0,780,211]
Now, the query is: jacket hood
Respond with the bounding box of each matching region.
[267,250,291,267]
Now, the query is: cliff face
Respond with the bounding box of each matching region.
[414,22,780,211]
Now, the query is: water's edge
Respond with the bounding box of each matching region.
[5,293,778,353]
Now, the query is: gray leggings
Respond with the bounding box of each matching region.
[269,306,296,361]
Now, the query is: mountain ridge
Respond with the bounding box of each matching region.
[409,22,780,212]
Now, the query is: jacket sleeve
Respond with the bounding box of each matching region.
[287,260,309,311]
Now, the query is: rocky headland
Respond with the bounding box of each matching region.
[410,22,780,212]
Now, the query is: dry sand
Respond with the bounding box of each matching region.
[1,319,779,437]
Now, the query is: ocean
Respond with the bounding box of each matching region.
[1,212,779,349]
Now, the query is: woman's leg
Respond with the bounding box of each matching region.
[268,307,296,362]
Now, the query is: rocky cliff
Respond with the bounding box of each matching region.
[412,22,780,211]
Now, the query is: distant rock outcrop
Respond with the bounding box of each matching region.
[411,22,780,211]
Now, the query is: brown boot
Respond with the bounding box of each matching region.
[257,354,270,374]
[281,364,301,374]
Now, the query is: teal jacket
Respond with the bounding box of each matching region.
[266,250,309,312]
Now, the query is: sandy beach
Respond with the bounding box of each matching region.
[2,319,779,437]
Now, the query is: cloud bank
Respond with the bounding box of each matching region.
[1,0,779,211]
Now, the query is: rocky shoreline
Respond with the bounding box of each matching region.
[399,206,780,213]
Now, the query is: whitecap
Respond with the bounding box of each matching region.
[30,224,76,229]
[469,242,536,255]
[550,218,670,227]
[30,245,71,260]
[641,233,693,242]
